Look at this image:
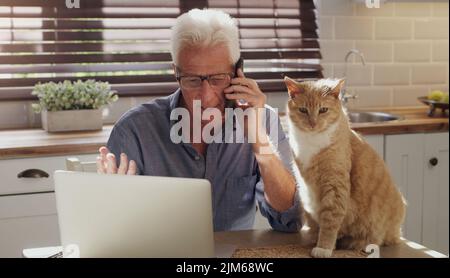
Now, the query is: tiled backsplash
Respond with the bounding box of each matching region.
[317,0,449,109]
[0,0,448,129]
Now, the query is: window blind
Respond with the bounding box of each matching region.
[0,0,322,100]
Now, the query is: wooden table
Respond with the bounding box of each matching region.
[214,229,447,258]
[23,229,447,258]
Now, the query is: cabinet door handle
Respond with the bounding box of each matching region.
[17,169,49,178]
[429,157,439,167]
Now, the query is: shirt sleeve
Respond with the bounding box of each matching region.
[254,108,303,233]
[106,124,144,175]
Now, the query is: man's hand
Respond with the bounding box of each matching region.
[223,68,269,146]
[223,68,266,109]
[96,146,137,175]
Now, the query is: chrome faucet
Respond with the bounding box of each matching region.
[341,49,366,105]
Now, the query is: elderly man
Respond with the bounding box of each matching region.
[96,9,301,232]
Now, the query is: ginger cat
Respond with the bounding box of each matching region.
[284,77,406,258]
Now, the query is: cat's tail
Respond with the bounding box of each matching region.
[383,197,406,246]
[383,228,402,246]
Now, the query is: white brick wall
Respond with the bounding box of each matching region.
[0,101,29,129]
[375,18,413,40]
[317,0,449,108]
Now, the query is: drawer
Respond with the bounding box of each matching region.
[0,214,60,257]
[0,193,60,257]
[0,154,97,196]
[0,192,57,219]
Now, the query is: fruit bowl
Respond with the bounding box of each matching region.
[417,96,449,117]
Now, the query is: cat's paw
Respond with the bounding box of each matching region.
[311,247,333,258]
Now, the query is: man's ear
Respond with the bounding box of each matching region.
[284,76,304,99]
[330,79,345,99]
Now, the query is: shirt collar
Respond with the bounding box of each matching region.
[168,88,183,130]
[168,88,182,113]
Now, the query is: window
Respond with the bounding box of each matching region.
[0,0,322,101]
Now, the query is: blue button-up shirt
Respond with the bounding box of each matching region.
[107,89,301,232]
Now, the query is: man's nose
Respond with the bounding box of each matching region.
[200,80,219,106]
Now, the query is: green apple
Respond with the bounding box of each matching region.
[428,90,445,102]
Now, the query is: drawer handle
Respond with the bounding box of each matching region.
[17,169,49,178]
[429,157,439,167]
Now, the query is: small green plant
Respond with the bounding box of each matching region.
[31,79,119,113]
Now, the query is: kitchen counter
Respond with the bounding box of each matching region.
[279,106,448,135]
[0,106,448,159]
[0,125,113,159]
[341,106,449,135]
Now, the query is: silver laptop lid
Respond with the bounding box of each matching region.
[54,170,214,258]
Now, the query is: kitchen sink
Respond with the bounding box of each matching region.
[348,111,404,123]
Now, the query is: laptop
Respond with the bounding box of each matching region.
[54,170,215,258]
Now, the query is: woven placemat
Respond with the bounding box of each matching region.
[231,244,367,258]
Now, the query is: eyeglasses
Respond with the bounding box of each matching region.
[175,67,233,90]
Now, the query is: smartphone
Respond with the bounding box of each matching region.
[225,57,244,108]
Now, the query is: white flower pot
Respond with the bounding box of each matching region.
[41,109,103,132]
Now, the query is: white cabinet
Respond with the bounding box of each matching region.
[0,154,98,196]
[0,153,97,257]
[385,132,449,255]
[385,134,425,244]
[0,156,68,196]
[364,135,384,159]
[0,193,60,257]
[422,133,449,255]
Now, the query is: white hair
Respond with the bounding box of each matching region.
[170,9,240,66]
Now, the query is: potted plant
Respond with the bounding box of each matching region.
[32,79,118,132]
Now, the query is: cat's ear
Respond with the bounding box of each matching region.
[330,79,346,99]
[284,76,304,99]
